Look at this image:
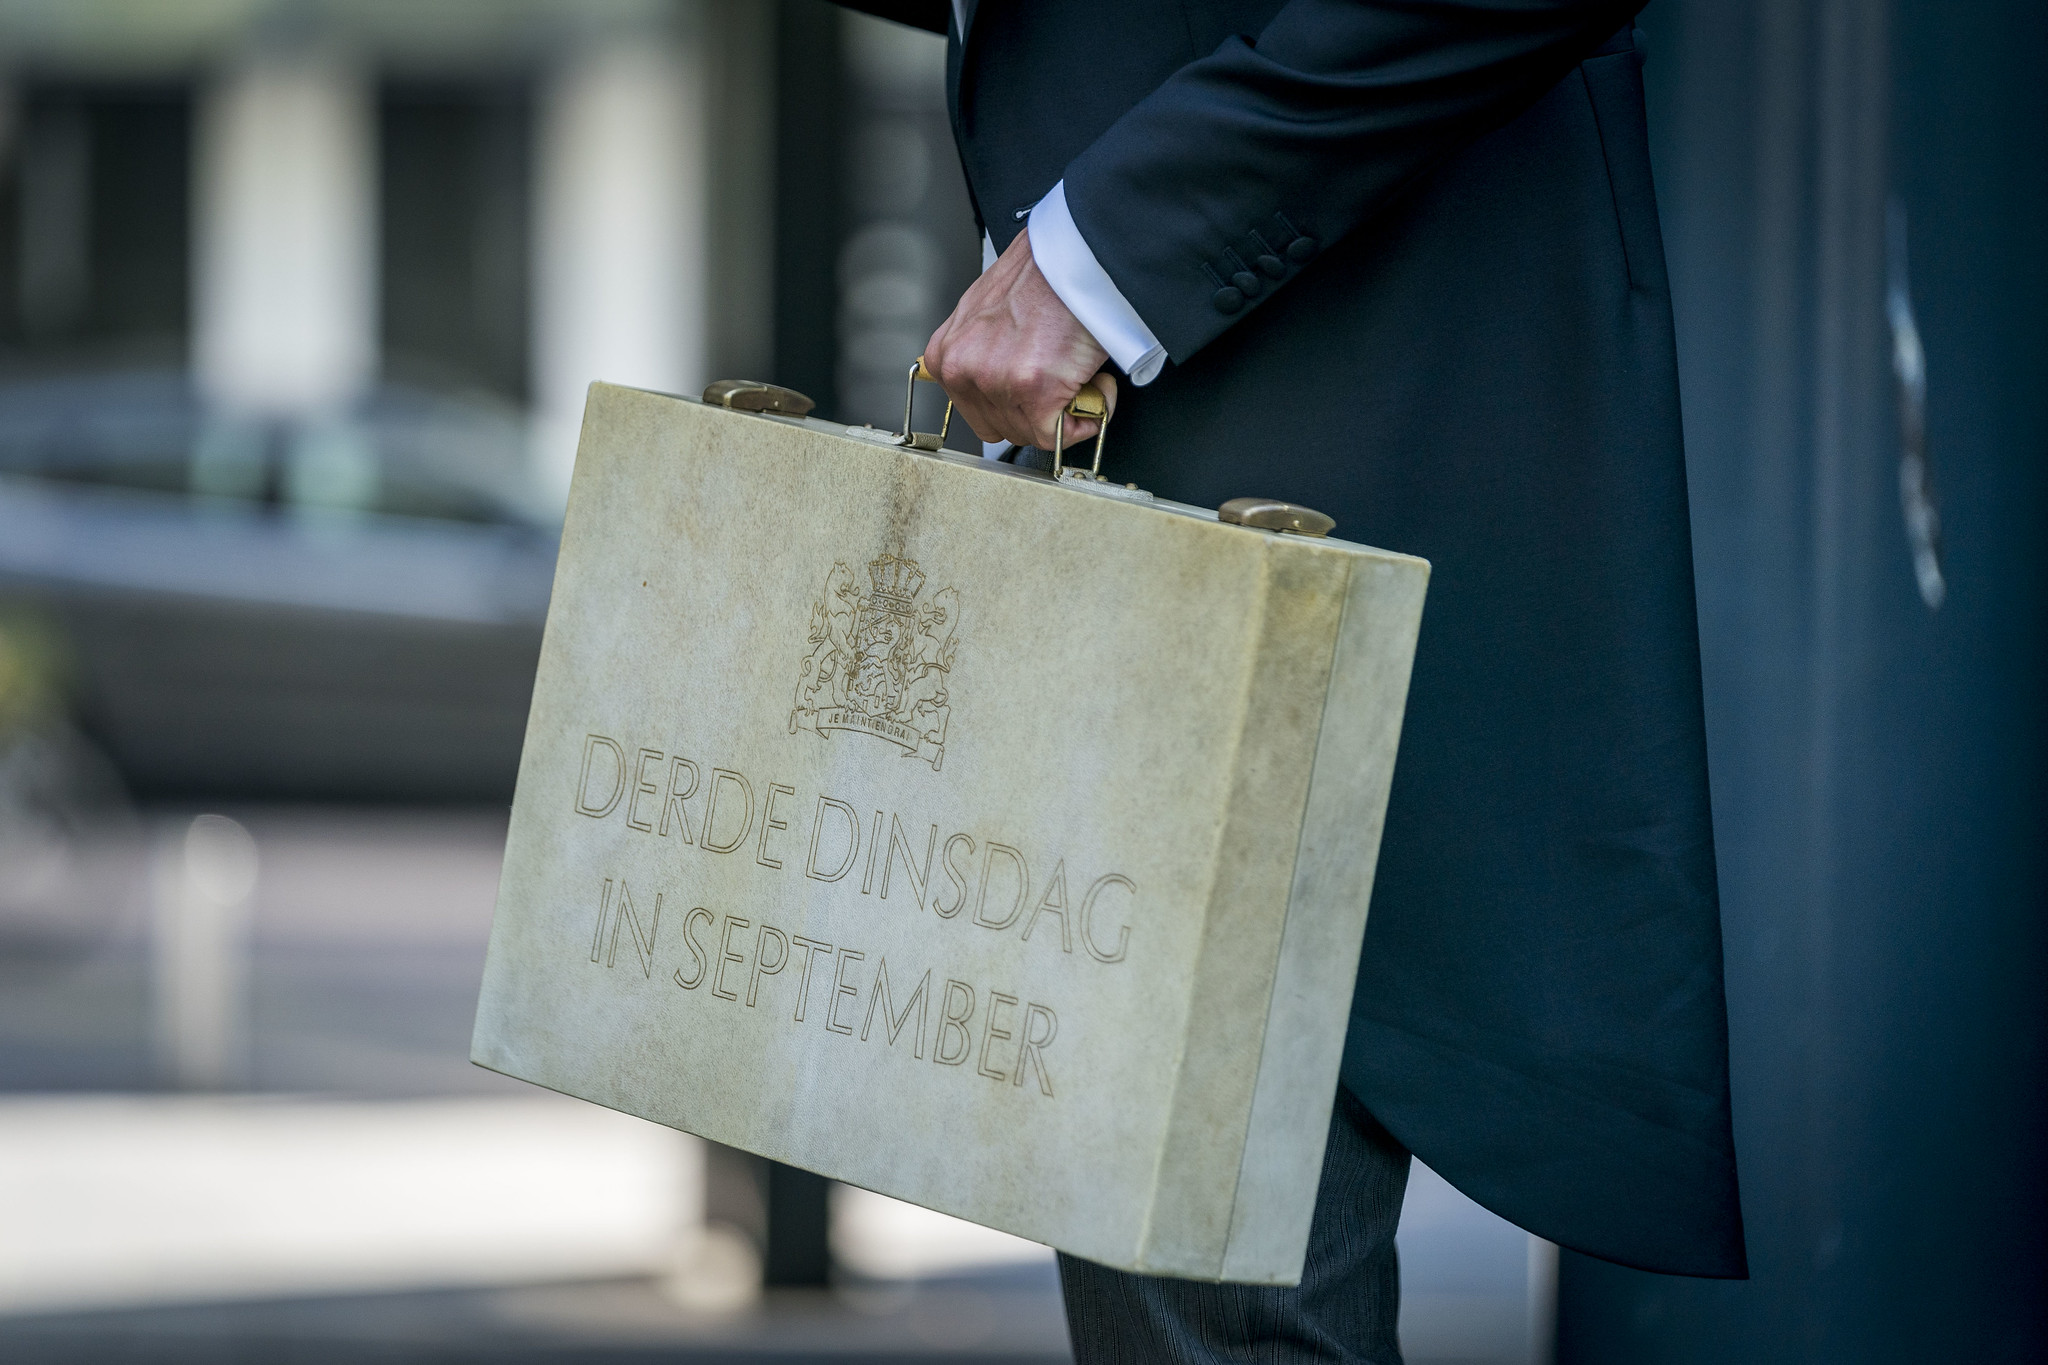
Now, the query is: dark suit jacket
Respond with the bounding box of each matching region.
[841,0,1745,1279]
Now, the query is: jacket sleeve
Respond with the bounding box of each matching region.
[1060,0,1641,363]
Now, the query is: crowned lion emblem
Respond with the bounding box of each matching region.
[790,551,958,770]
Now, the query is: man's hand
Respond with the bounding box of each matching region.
[923,229,1116,450]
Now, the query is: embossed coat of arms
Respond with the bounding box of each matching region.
[789,552,958,770]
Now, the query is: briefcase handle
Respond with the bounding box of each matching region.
[909,356,1113,483]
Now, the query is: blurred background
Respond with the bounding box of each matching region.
[0,1,2039,1363]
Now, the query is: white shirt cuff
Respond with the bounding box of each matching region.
[1027,182,1168,387]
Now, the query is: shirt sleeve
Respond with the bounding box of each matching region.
[1026,182,1169,387]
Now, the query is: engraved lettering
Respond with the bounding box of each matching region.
[860,810,883,894]
[574,735,626,817]
[860,960,930,1058]
[565,733,1123,983]
[978,991,1018,1082]
[672,905,714,988]
[620,886,663,977]
[933,833,974,917]
[1081,874,1136,964]
[826,949,867,1035]
[933,979,976,1065]
[712,915,752,1000]
[587,878,615,962]
[592,880,662,976]
[747,923,789,1006]
[1021,858,1073,952]
[882,817,937,907]
[621,887,1059,1100]
[790,935,832,1022]
[624,748,664,832]
[566,728,1115,1102]
[660,756,700,841]
[756,783,797,870]
[1014,1002,1057,1096]
[973,842,1029,930]
[702,769,755,854]
[806,795,861,882]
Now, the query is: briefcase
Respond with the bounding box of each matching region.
[472,374,1428,1284]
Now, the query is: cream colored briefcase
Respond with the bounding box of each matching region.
[472,375,1428,1284]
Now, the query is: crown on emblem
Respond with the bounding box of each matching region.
[866,553,926,611]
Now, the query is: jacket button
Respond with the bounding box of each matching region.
[1231,270,1261,295]
[1212,286,1244,314]
[1286,235,1318,263]
[1256,253,1286,278]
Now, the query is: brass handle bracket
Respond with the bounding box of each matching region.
[1051,382,1112,483]
[901,358,956,452]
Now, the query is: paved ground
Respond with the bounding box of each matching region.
[0,806,1544,1364]
[0,1275,1077,1365]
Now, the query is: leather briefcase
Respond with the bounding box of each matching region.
[473,372,1428,1283]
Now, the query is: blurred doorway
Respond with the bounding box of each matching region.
[379,80,532,404]
[0,83,190,371]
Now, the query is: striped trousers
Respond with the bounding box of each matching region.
[1059,1088,1410,1364]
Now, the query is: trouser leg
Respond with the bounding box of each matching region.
[1058,1087,1410,1365]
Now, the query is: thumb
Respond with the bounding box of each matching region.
[1050,371,1118,447]
[1090,370,1119,419]
[1040,374,1122,454]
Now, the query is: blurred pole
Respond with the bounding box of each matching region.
[531,6,710,506]
[688,1138,769,1308]
[1528,1236,1559,1365]
[151,815,258,1092]
[193,43,377,419]
[769,0,846,415]
[699,1138,831,1290]
[763,1162,832,1287]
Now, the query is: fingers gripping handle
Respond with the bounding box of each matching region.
[911,355,1111,478]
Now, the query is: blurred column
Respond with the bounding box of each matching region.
[531,9,710,504]
[193,46,377,418]
[151,815,259,1091]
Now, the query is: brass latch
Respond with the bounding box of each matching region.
[702,380,816,416]
[1218,497,1335,537]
